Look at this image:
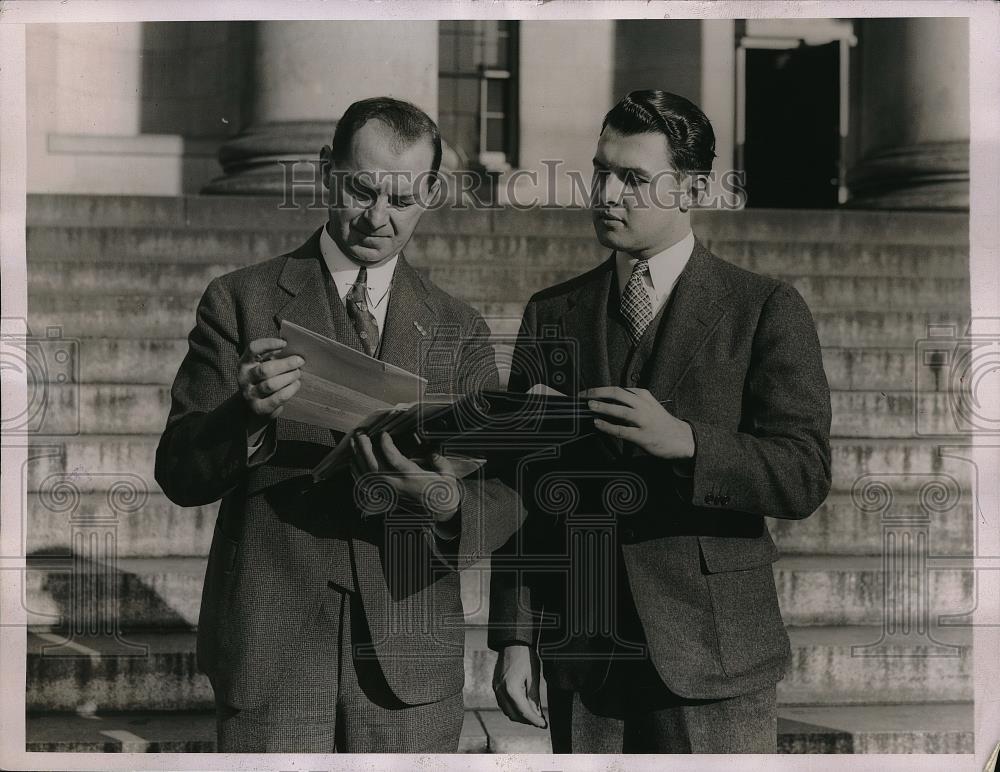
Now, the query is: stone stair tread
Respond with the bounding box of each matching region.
[24,196,970,245]
[786,624,970,647]
[779,702,972,733]
[22,702,973,753]
[27,628,196,655]
[23,709,488,753]
[27,623,971,658]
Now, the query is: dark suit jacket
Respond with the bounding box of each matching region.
[488,239,832,700]
[156,228,524,708]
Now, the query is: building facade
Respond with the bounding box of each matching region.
[26,18,968,210]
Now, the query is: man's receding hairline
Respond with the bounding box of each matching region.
[342,116,436,159]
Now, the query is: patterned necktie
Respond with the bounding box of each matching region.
[620,259,654,344]
[345,266,380,357]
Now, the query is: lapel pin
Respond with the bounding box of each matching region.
[414,321,427,336]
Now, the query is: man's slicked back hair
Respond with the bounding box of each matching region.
[331,96,443,178]
[602,90,716,176]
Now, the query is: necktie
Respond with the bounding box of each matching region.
[620,260,654,344]
[345,266,380,357]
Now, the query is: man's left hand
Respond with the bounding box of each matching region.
[352,432,462,522]
[582,387,695,460]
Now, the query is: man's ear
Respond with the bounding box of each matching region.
[422,173,443,208]
[679,174,706,213]
[319,145,333,190]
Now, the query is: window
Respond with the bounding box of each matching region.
[438,21,519,170]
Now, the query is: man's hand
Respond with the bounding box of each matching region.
[238,338,305,436]
[352,432,462,522]
[582,386,695,460]
[492,644,546,728]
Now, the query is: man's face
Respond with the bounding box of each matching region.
[322,120,437,265]
[591,127,691,259]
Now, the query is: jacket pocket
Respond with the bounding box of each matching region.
[698,533,779,573]
[704,560,789,678]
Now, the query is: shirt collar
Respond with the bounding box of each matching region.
[320,224,397,303]
[615,230,695,298]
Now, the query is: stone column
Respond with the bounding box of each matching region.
[203,21,438,195]
[847,19,968,210]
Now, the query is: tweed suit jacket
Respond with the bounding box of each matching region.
[156,228,524,709]
[488,239,832,700]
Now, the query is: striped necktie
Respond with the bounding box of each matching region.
[620,260,654,344]
[345,266,380,357]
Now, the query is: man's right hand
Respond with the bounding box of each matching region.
[238,338,305,435]
[492,644,546,728]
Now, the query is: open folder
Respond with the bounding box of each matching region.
[278,320,600,482]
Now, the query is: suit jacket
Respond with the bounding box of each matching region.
[155,227,525,708]
[488,239,832,700]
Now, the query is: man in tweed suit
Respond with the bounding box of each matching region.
[156,97,523,752]
[489,91,832,752]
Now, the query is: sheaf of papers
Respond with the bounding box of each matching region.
[278,319,427,433]
[276,319,483,481]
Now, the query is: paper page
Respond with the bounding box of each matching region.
[280,371,389,432]
[528,383,568,397]
[280,319,426,405]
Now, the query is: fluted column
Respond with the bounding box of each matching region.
[847,19,969,210]
[203,21,438,195]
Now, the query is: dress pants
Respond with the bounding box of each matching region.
[546,547,778,754]
[215,581,465,753]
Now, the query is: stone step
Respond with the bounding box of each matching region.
[28,259,969,311]
[22,556,492,630]
[22,702,973,753]
[25,195,968,245]
[773,556,973,627]
[21,383,968,438]
[26,336,940,395]
[475,704,972,754]
[769,494,973,555]
[26,224,969,276]
[21,384,170,436]
[26,492,216,558]
[21,554,975,632]
[23,489,972,560]
[26,292,971,347]
[463,625,974,709]
[23,709,489,753]
[22,435,974,495]
[25,624,971,713]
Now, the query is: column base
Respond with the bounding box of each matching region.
[846,140,969,211]
[201,121,331,196]
[202,121,464,197]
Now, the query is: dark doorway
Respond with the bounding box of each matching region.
[743,41,840,208]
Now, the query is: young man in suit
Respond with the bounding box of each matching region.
[489,90,832,753]
[156,97,524,752]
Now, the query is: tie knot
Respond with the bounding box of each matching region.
[354,265,368,286]
[631,260,650,276]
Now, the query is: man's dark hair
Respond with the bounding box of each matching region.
[602,90,716,175]
[331,96,442,178]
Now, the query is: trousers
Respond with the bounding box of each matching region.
[215,582,465,753]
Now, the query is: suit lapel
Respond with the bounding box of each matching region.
[645,240,731,399]
[274,227,340,341]
[560,256,614,391]
[378,255,439,379]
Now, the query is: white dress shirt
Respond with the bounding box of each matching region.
[614,230,695,316]
[320,224,398,334]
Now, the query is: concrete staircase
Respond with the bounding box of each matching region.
[21,194,973,753]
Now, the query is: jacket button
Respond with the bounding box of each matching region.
[720,495,730,506]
